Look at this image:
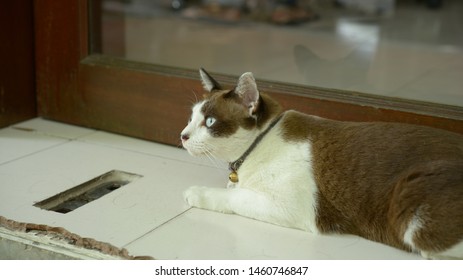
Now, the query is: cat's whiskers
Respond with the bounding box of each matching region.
[180,89,199,108]
[191,89,199,104]
[186,140,219,166]
[203,149,220,168]
[202,143,223,169]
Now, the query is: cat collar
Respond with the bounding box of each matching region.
[228,115,283,183]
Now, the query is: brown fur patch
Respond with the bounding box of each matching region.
[200,89,281,137]
[280,110,463,252]
[390,160,463,252]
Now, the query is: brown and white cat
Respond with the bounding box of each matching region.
[181,68,463,259]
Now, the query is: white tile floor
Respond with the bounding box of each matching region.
[0,118,422,259]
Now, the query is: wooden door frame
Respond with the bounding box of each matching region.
[0,0,36,127]
[34,0,463,147]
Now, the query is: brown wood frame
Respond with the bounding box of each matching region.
[35,0,463,147]
[0,1,36,128]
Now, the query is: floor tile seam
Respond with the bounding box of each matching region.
[70,129,101,141]
[0,139,73,167]
[122,208,192,248]
[75,138,228,170]
[10,125,98,141]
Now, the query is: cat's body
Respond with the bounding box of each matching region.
[181,68,463,259]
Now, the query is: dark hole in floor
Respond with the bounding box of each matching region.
[34,170,142,214]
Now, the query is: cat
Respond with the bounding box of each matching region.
[181,68,463,259]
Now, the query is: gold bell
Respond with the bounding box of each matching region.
[229,171,239,183]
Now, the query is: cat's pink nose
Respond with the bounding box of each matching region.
[181,134,189,141]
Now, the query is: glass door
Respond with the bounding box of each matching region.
[35,0,463,147]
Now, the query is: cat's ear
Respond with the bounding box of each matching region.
[236,72,259,115]
[199,68,222,92]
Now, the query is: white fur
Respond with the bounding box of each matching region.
[181,102,260,162]
[403,213,422,251]
[181,101,208,157]
[403,211,463,259]
[183,108,320,233]
[236,72,259,115]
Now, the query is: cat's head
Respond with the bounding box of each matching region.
[180,68,281,162]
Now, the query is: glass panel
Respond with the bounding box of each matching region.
[91,0,463,107]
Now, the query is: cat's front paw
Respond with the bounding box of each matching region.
[183,186,206,208]
[183,186,232,213]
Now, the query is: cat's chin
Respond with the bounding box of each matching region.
[185,148,227,161]
[184,148,204,157]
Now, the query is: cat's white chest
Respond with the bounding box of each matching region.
[236,127,319,233]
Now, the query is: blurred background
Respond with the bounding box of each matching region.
[90,0,462,107]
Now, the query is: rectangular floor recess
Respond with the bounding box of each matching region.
[34,170,143,214]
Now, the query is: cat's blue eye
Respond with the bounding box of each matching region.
[205,117,216,128]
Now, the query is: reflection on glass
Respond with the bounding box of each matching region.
[92,0,463,107]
